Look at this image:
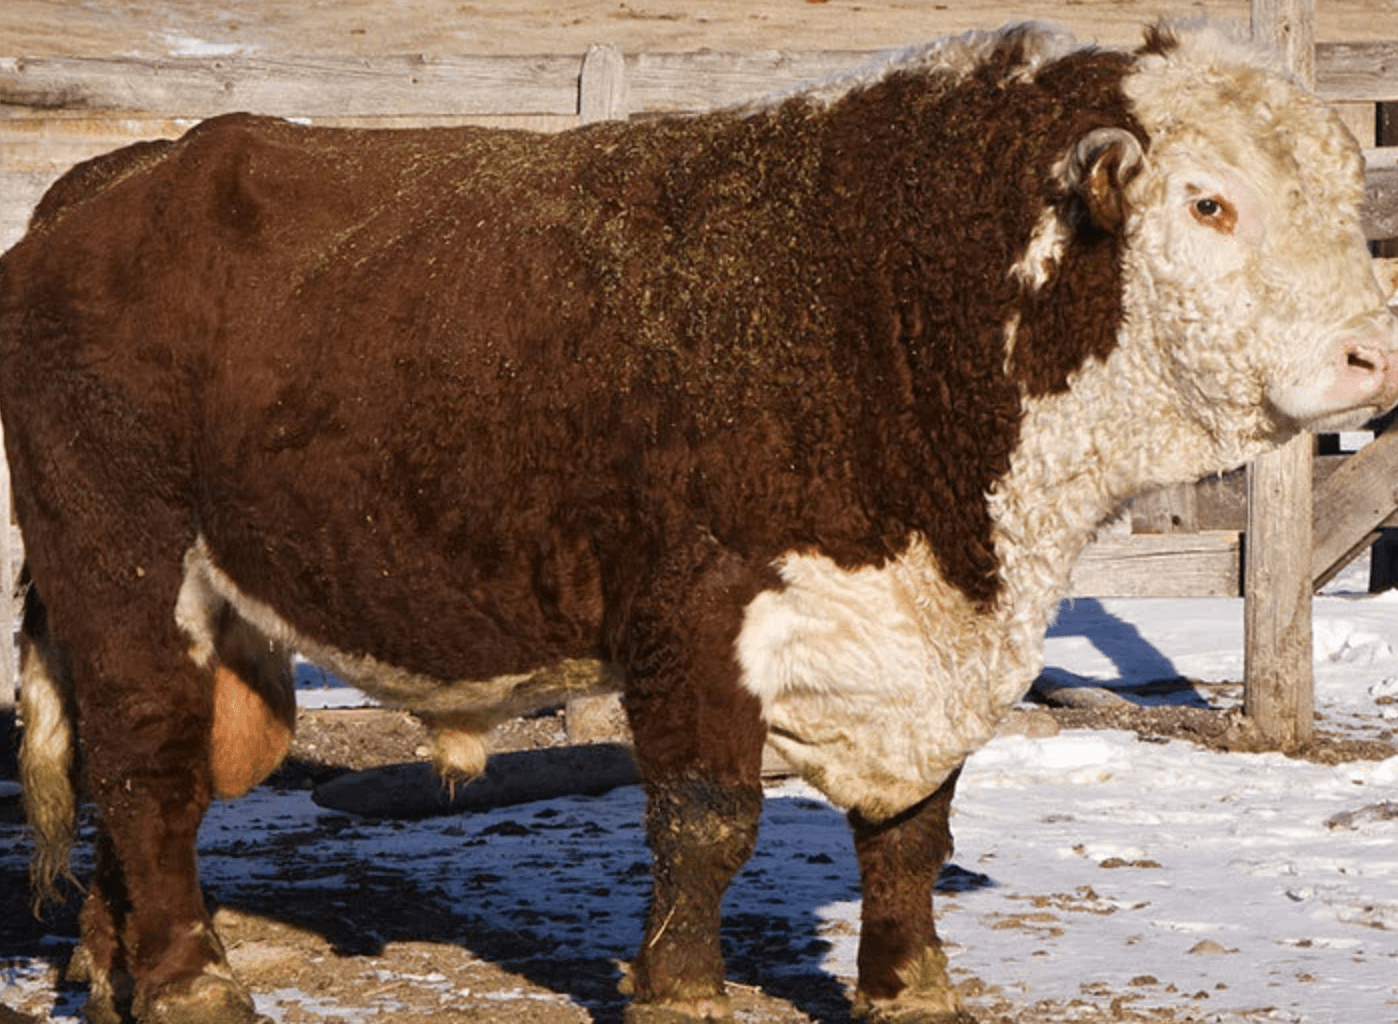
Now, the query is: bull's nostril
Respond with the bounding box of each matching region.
[1348,351,1378,372]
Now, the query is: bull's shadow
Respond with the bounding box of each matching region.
[190,782,992,1024]
[1040,596,1212,707]
[3,714,995,1024]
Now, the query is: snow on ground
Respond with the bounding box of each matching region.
[4,562,1398,1022]
[923,733,1398,1022]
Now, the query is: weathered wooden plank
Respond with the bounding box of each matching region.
[1316,40,1398,102]
[1252,0,1315,85]
[0,53,585,118]
[1311,427,1398,586]
[1127,446,1398,539]
[1365,148,1398,241]
[623,49,866,112]
[1128,483,1199,534]
[3,43,1397,120]
[1069,532,1242,598]
[0,50,873,120]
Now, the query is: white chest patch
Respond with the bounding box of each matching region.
[735,543,1041,821]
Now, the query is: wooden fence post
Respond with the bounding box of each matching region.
[1244,439,1315,747]
[579,44,627,125]
[568,44,630,745]
[1243,0,1317,749]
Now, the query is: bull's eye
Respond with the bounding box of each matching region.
[1189,195,1238,233]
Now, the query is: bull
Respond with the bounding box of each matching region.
[3,18,1396,1024]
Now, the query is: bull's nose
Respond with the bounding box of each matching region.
[1343,316,1398,411]
[1349,347,1379,373]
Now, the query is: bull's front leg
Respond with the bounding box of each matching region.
[617,547,770,1023]
[625,772,764,1022]
[849,767,972,1024]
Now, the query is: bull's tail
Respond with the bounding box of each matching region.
[17,571,79,912]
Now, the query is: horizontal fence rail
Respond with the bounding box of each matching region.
[4,44,1397,244]
[3,40,1396,114]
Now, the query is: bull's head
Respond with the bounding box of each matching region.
[1071,21,1398,459]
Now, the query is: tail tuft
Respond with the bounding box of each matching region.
[18,577,79,913]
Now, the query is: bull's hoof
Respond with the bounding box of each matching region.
[852,945,973,1023]
[132,971,270,1024]
[852,988,977,1024]
[70,946,132,1024]
[622,995,734,1023]
[616,959,733,1022]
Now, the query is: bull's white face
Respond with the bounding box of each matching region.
[1120,27,1398,452]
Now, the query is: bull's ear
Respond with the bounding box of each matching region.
[1064,127,1145,232]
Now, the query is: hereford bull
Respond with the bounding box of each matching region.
[4,18,1396,1024]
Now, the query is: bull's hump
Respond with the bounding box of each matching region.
[803,34,1137,604]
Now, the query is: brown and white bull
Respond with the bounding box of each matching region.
[4,19,1396,1024]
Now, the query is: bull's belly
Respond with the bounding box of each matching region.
[736,545,1039,822]
[180,532,1041,815]
[176,537,620,778]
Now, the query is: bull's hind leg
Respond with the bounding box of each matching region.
[23,572,283,1023]
[40,563,267,1024]
[618,549,770,1023]
[849,767,971,1024]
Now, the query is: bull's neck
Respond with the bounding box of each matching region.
[984,341,1243,653]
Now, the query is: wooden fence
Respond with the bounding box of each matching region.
[4,40,1398,250]
[1,7,1397,743]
